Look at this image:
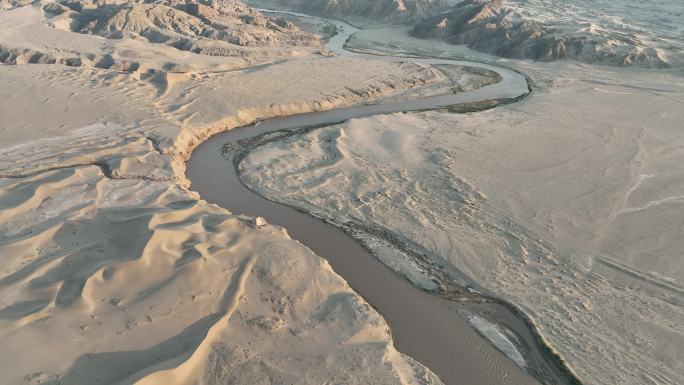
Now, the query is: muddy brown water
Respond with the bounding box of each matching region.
[187,9,578,385]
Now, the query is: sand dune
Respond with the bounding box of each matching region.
[4,1,681,384]
[0,2,471,382]
[0,164,440,385]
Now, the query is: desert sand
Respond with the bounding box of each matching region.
[2,0,683,384]
[0,1,482,384]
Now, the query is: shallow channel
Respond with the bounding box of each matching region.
[187,9,578,385]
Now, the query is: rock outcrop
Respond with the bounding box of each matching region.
[0,0,326,72]
[411,0,675,68]
[258,0,448,24]
[44,0,320,53]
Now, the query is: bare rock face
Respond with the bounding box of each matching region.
[263,0,448,24]
[411,0,677,68]
[46,0,320,52]
[0,0,327,71]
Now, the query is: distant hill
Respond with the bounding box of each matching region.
[411,0,678,68]
[45,0,320,54]
[253,0,449,24]
[251,0,683,68]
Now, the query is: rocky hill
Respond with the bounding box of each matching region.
[44,0,320,54]
[411,0,682,68]
[0,0,328,73]
[251,0,449,24]
[0,0,32,10]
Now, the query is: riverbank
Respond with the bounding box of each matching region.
[238,62,684,385]
[185,9,591,385]
[0,3,481,384]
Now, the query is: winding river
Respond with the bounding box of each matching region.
[187,9,578,385]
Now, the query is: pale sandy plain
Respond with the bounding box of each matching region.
[0,2,490,384]
[1,1,683,385]
[240,27,684,385]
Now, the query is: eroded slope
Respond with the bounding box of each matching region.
[412,0,684,67]
[0,3,461,382]
[249,0,449,24]
[0,0,324,71]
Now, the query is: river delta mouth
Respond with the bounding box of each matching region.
[186,8,583,385]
